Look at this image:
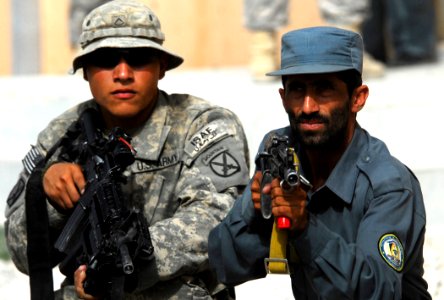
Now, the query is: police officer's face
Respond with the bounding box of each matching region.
[279,73,367,149]
[83,48,167,129]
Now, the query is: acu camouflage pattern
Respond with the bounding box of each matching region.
[68,0,110,47]
[5,91,250,299]
[72,0,183,72]
[244,0,369,30]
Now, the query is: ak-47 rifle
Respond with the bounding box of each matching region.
[255,134,312,229]
[54,108,153,299]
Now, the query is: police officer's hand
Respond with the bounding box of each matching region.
[74,265,99,300]
[251,171,264,211]
[268,178,309,232]
[43,162,86,211]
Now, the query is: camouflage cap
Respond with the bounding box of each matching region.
[72,0,184,72]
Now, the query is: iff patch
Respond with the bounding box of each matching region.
[378,233,404,272]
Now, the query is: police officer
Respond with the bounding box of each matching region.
[208,26,431,299]
[5,0,249,299]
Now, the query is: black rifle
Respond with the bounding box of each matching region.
[54,108,153,299]
[255,134,312,225]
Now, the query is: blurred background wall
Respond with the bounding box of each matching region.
[1,0,443,76]
[0,0,324,75]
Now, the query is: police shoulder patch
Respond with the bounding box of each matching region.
[378,233,404,272]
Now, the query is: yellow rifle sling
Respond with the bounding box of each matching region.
[265,219,289,274]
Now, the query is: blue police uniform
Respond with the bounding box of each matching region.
[209,125,431,299]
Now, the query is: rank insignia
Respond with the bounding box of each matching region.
[379,233,404,272]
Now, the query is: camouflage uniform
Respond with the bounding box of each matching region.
[5,93,249,299]
[5,1,250,299]
[69,0,111,47]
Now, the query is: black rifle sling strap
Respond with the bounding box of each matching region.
[25,121,81,300]
[25,163,55,300]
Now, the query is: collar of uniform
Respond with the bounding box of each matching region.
[321,125,367,205]
[130,92,171,161]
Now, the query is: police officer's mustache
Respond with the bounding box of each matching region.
[290,112,329,124]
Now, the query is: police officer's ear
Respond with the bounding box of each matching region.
[351,85,369,113]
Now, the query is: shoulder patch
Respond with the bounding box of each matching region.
[22,146,44,175]
[378,233,404,272]
[7,177,25,207]
[184,121,232,160]
[208,150,241,177]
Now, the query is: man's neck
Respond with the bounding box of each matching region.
[302,138,350,190]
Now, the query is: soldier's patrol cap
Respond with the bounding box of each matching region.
[72,0,184,72]
[267,26,363,76]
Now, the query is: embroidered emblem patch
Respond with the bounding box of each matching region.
[379,234,404,272]
[184,122,231,160]
[209,151,240,177]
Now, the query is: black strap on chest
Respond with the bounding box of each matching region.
[25,164,55,300]
[25,121,82,300]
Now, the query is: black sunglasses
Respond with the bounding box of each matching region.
[83,48,161,69]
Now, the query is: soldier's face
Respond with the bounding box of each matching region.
[84,48,167,129]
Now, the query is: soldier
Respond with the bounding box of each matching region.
[209,26,431,299]
[5,0,249,299]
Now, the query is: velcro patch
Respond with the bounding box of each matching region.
[7,177,25,207]
[378,233,404,272]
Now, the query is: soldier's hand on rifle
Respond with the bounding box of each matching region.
[43,162,86,211]
[268,178,309,232]
[74,265,99,300]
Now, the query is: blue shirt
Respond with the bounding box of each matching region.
[209,126,431,299]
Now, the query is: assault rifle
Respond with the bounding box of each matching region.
[54,108,153,299]
[255,134,312,229]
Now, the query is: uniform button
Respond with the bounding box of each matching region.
[364,156,370,162]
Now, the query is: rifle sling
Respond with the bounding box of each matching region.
[265,219,289,274]
[25,165,55,300]
[25,121,81,300]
